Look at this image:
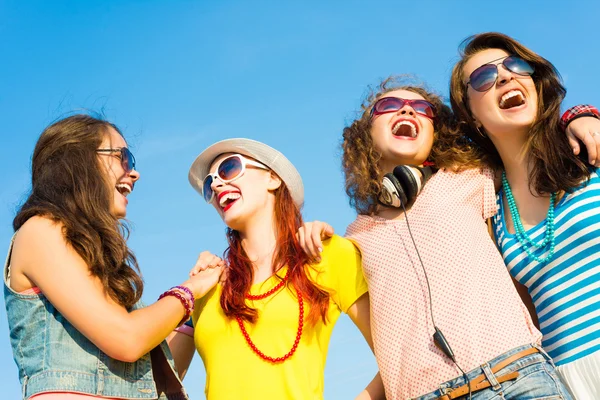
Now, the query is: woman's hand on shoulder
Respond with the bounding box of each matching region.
[185,251,226,298]
[566,116,600,167]
[297,220,335,263]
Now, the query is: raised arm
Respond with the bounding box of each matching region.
[561,104,600,166]
[12,216,223,363]
[297,220,335,262]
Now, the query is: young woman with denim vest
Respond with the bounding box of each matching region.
[4,115,224,400]
[450,32,600,399]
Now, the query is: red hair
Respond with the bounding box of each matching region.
[220,184,330,326]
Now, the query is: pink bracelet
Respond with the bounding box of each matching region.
[174,324,194,337]
[174,285,195,301]
[159,289,194,327]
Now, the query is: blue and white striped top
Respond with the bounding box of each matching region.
[493,169,600,366]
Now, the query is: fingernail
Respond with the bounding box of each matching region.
[317,247,323,253]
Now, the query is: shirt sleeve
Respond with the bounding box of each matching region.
[315,235,368,313]
[482,168,498,220]
[560,104,600,131]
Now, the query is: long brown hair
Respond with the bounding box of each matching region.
[220,183,330,326]
[342,76,482,215]
[13,114,143,309]
[449,32,589,194]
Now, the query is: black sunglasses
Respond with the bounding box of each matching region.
[96,147,136,173]
[466,55,535,92]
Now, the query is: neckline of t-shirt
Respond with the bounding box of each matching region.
[249,266,289,292]
[496,168,598,239]
[496,187,569,239]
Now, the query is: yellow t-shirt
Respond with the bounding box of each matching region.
[192,235,368,400]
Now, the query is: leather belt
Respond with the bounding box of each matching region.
[436,347,539,400]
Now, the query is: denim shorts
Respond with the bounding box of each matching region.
[412,344,573,400]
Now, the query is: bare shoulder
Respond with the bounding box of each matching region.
[14,215,65,252]
[12,216,82,277]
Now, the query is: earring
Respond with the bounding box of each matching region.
[474,121,487,138]
[476,125,487,138]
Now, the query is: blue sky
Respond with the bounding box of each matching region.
[1,1,599,398]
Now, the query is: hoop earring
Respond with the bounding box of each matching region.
[476,125,487,138]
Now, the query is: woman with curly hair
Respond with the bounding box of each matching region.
[4,114,223,400]
[450,32,600,399]
[296,75,600,398]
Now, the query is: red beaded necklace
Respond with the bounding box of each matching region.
[245,270,290,300]
[236,269,304,363]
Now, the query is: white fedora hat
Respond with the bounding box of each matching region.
[188,138,304,207]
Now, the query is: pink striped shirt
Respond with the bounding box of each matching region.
[346,168,541,399]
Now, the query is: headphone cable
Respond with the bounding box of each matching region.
[399,200,472,400]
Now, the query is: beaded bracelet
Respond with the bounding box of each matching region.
[173,285,195,301]
[158,288,194,327]
[170,286,195,310]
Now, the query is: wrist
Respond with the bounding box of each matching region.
[182,279,214,299]
[158,287,195,327]
[174,284,195,301]
[560,104,600,131]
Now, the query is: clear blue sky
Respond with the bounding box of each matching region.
[1,1,599,398]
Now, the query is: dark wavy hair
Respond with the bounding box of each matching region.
[13,114,143,309]
[342,76,482,215]
[449,32,589,194]
[220,183,331,326]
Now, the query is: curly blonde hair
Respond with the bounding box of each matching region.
[342,76,483,215]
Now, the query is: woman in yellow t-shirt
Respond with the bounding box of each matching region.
[173,138,384,400]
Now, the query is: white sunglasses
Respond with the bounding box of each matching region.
[202,154,269,203]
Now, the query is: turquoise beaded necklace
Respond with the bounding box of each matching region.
[501,171,557,263]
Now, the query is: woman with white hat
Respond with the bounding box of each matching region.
[181,138,384,400]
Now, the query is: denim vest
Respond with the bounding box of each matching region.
[4,234,189,400]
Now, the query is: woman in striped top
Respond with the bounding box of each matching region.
[450,32,600,398]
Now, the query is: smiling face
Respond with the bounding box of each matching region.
[97,127,140,219]
[207,153,281,231]
[464,48,538,139]
[370,89,435,172]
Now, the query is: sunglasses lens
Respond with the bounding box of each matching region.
[469,64,498,92]
[374,97,404,114]
[202,176,214,202]
[411,100,436,119]
[218,156,243,181]
[122,148,135,173]
[504,56,534,76]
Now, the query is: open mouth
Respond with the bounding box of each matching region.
[116,183,132,197]
[218,191,241,211]
[499,89,526,110]
[392,120,418,138]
